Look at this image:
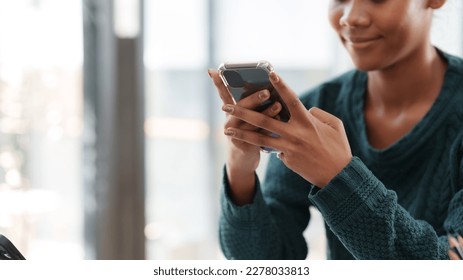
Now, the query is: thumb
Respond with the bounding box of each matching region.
[308,107,343,130]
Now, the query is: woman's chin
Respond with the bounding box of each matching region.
[350,59,383,72]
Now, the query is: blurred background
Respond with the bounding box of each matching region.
[0,0,462,260]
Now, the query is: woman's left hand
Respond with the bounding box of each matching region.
[222,71,352,188]
[448,234,463,260]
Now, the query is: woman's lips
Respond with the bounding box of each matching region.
[343,36,382,49]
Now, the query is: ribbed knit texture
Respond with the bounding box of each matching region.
[219,50,463,259]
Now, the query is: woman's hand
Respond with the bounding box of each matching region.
[209,69,282,204]
[221,71,352,188]
[448,234,463,260]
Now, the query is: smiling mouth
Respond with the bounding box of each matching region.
[343,36,382,49]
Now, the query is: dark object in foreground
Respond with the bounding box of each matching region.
[0,234,26,260]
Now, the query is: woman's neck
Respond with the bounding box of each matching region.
[363,44,448,149]
[366,45,447,113]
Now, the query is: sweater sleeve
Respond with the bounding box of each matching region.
[219,156,312,260]
[309,156,462,259]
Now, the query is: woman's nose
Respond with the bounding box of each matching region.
[339,1,371,28]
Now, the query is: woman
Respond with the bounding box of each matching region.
[209,0,463,259]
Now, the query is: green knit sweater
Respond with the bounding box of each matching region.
[219,50,463,260]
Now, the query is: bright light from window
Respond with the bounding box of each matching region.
[114,0,140,38]
[145,117,210,141]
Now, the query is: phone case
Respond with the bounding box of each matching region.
[218,61,290,122]
[218,61,272,102]
[218,61,290,153]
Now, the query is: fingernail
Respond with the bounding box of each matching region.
[449,235,458,245]
[222,104,234,114]
[207,69,214,78]
[224,128,235,136]
[269,71,279,83]
[271,102,280,112]
[258,90,270,100]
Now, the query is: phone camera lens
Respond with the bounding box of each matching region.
[223,70,245,88]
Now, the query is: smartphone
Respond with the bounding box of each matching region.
[218,61,290,122]
[218,61,290,153]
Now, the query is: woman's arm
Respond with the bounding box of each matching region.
[309,157,463,259]
[219,156,312,260]
[210,69,313,259]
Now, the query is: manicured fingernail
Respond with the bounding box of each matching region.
[269,71,279,83]
[222,104,234,114]
[207,69,214,78]
[449,235,458,245]
[271,102,280,112]
[224,128,235,136]
[258,90,270,100]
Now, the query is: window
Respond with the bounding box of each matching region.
[0,0,83,259]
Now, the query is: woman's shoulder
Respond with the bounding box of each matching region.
[438,50,463,102]
[440,49,463,74]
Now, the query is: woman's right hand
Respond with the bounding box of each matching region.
[209,69,282,205]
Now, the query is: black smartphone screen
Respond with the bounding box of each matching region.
[221,67,290,122]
